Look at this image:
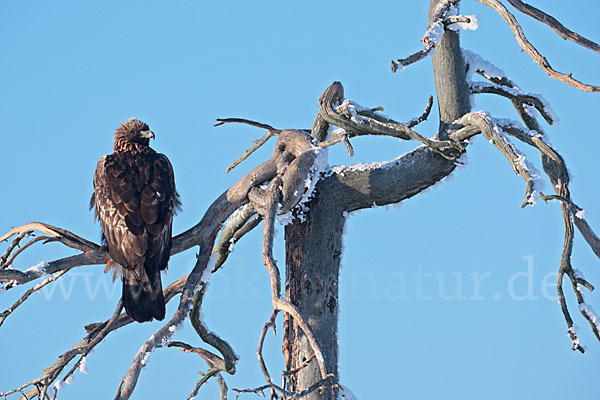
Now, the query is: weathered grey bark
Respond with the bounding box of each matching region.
[283,1,471,397]
[284,199,344,398]
[430,0,471,137]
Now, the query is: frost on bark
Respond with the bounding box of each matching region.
[3,1,600,399]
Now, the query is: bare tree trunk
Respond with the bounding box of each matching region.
[282,2,470,398]
[430,0,471,135]
[284,198,344,399]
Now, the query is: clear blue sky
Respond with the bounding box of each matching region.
[1,1,599,399]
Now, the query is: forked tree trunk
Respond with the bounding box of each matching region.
[283,1,470,397]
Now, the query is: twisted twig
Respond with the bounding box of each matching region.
[506,0,600,54]
[256,311,279,400]
[317,82,463,160]
[485,74,600,349]
[477,0,600,92]
[470,82,556,125]
[166,341,229,400]
[215,118,281,173]
[190,283,237,374]
[455,112,537,207]
[254,176,331,394]
[0,270,67,328]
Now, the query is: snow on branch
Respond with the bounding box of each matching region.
[454,108,600,351]
[392,1,478,72]
[471,82,558,125]
[483,90,600,351]
[463,49,559,126]
[456,111,540,207]
[316,82,464,161]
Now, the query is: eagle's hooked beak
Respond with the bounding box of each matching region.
[140,130,155,140]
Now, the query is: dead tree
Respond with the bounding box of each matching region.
[2,1,600,399]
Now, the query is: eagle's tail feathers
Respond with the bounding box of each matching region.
[121,265,165,322]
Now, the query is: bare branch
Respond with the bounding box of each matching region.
[215,118,279,132]
[0,222,100,253]
[506,0,600,54]
[406,95,434,128]
[260,176,330,385]
[0,270,67,328]
[492,89,600,349]
[317,82,463,160]
[0,223,108,286]
[282,354,316,377]
[491,80,600,262]
[167,341,226,370]
[256,311,279,399]
[5,236,58,270]
[213,203,260,273]
[391,42,435,72]
[166,341,230,400]
[233,375,336,400]
[476,0,600,92]
[392,0,457,71]
[190,283,238,374]
[2,301,125,399]
[392,0,478,73]
[470,82,556,125]
[1,229,33,268]
[574,218,600,261]
[456,112,537,207]
[5,276,182,399]
[215,118,281,173]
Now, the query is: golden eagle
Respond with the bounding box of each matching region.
[91,118,179,322]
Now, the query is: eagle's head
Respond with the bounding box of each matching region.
[113,118,155,151]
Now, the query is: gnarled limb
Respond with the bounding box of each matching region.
[166,340,230,400]
[480,82,600,350]
[477,0,600,92]
[257,176,330,385]
[190,283,237,374]
[470,82,556,125]
[506,0,600,54]
[215,118,281,173]
[456,112,538,207]
[0,223,106,286]
[213,203,260,273]
[317,82,463,160]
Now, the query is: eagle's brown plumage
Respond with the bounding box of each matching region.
[91,118,179,322]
